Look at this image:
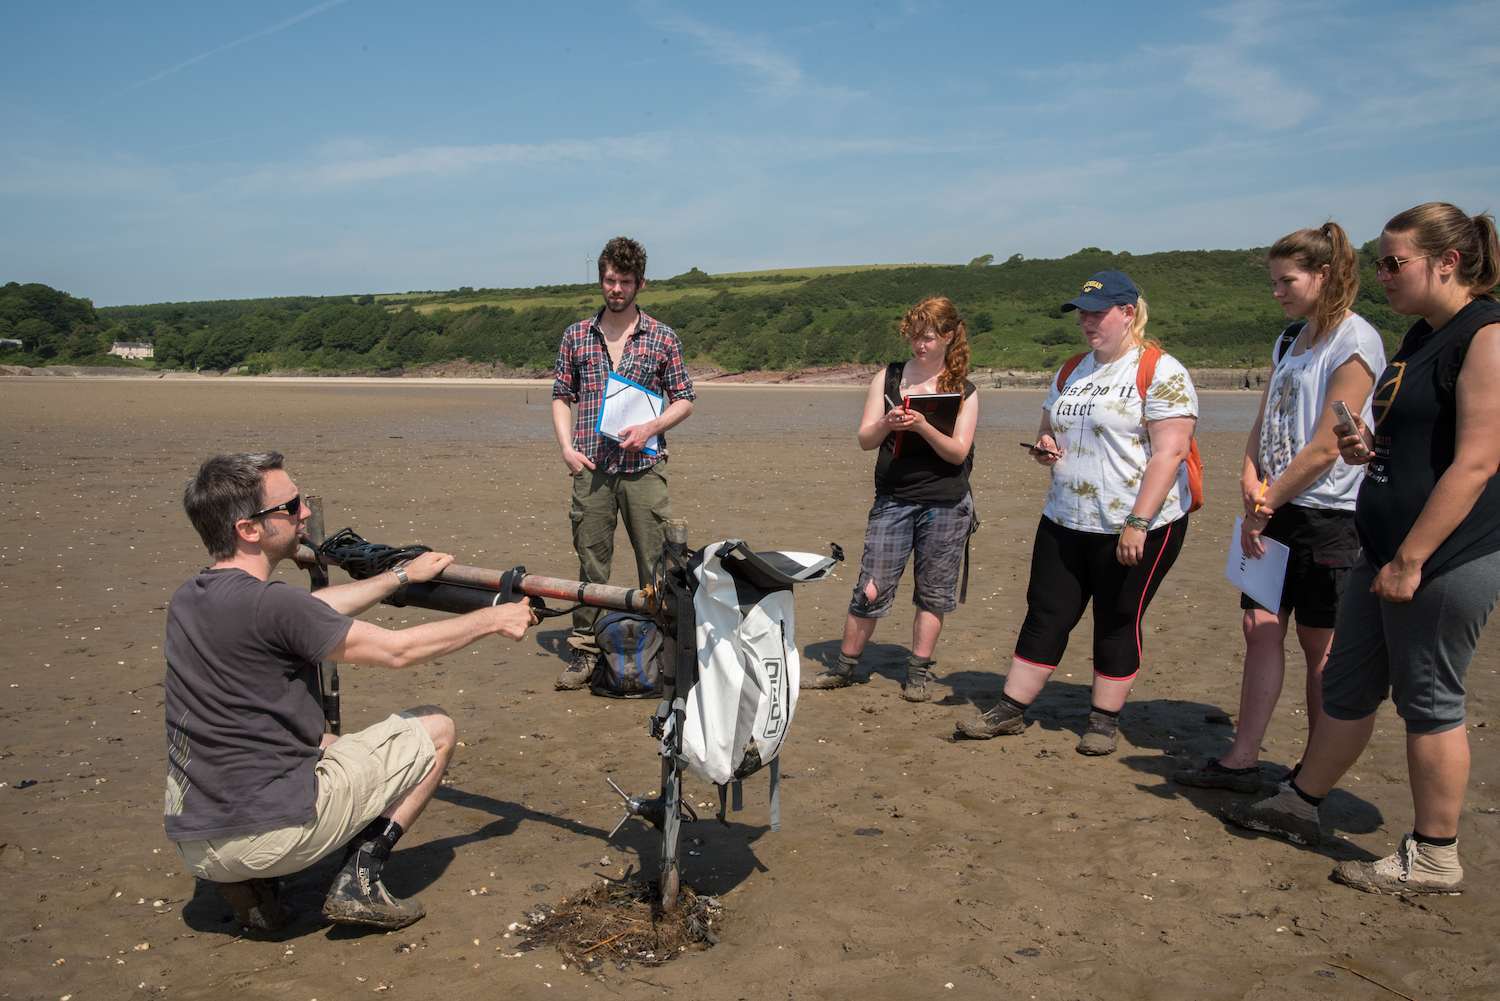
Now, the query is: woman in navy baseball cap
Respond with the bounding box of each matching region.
[956,270,1200,756]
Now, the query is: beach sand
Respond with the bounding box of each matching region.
[1,378,1495,1000]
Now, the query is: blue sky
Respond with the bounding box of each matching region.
[3,0,1497,305]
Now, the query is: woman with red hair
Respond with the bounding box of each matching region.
[803,295,979,702]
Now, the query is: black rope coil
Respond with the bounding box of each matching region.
[318,527,432,579]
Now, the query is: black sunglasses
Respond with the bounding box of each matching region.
[1373,253,1429,276]
[247,494,302,520]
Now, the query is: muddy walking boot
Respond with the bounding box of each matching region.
[1222,780,1324,847]
[900,655,936,703]
[1076,707,1121,756]
[802,652,858,690]
[322,818,425,929]
[555,648,597,691]
[1332,834,1464,895]
[217,877,289,932]
[954,694,1028,739]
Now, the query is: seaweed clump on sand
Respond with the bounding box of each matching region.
[522,876,723,970]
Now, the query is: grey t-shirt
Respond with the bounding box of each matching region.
[163,568,352,841]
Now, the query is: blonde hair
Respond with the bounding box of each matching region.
[1125,294,1151,348]
[1269,221,1360,342]
[900,295,971,393]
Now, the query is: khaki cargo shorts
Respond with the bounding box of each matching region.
[176,710,436,882]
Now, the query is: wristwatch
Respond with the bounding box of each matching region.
[391,563,410,586]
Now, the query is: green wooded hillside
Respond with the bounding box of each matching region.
[3,247,1407,373]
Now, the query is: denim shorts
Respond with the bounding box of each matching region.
[849,493,975,617]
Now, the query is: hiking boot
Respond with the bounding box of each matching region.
[802,655,855,690]
[1173,758,1263,793]
[1222,782,1323,846]
[555,649,596,691]
[321,848,425,930]
[954,700,1026,739]
[216,878,289,932]
[1076,711,1119,756]
[1331,834,1463,895]
[900,657,934,703]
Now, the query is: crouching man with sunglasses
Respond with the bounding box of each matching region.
[164,452,537,931]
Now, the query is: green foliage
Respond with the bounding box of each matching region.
[6,246,1409,375]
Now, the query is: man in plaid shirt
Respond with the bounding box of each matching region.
[551,236,695,689]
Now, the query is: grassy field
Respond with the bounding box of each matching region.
[407,279,818,315]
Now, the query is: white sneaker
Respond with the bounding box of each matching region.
[1332,833,1463,895]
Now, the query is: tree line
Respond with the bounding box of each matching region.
[1,245,1407,374]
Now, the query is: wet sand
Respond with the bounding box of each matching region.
[1,378,1495,1001]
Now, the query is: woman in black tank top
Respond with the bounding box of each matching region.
[1226,202,1500,895]
[802,296,980,701]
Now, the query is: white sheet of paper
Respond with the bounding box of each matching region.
[596,372,663,454]
[1225,517,1291,612]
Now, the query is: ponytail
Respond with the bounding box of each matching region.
[939,320,971,393]
[1472,213,1500,293]
[1126,294,1151,348]
[1269,220,1359,342]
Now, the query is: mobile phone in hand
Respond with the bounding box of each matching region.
[1020,441,1061,458]
[1330,400,1356,430]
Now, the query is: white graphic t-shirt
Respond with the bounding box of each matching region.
[1042,346,1199,534]
[1258,313,1385,511]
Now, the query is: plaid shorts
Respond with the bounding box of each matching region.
[850,493,975,617]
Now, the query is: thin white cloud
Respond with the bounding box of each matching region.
[127,0,352,90]
[1177,0,1318,130]
[650,9,862,102]
[226,136,666,193]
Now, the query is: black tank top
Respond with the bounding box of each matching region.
[1355,296,1500,578]
[873,361,976,505]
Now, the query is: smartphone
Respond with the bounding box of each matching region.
[1330,400,1356,430]
[1020,441,1061,458]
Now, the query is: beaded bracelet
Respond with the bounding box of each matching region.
[1123,514,1151,532]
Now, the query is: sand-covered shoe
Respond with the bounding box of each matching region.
[1331,834,1463,895]
[217,878,289,932]
[1222,782,1323,846]
[900,657,934,703]
[322,849,425,929]
[802,655,855,690]
[555,649,596,691]
[1173,758,1263,793]
[954,701,1026,739]
[1076,711,1119,756]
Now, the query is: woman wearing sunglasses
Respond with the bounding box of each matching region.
[1175,222,1384,793]
[1228,202,1500,895]
[954,271,1197,755]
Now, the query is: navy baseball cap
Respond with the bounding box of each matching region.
[1060,270,1140,312]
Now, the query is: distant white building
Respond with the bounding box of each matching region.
[109,341,154,360]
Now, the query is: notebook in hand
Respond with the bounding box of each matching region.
[893,392,963,457]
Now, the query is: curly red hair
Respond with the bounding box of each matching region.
[899,296,970,393]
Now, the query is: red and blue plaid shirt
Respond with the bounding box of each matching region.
[552,308,695,474]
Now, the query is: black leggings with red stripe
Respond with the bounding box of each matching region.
[1015,515,1187,680]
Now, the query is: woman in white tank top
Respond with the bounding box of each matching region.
[1176,222,1385,792]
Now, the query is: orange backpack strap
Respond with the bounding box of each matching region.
[1055,352,1089,392]
[1134,343,1162,402]
[1134,344,1205,513]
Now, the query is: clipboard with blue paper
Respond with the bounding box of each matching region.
[596,371,664,455]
